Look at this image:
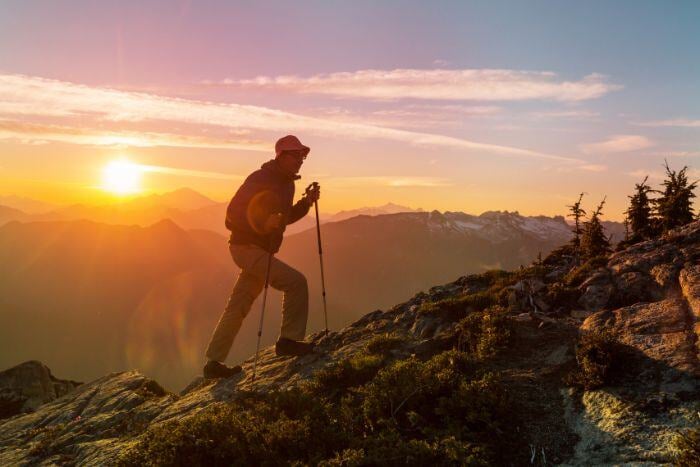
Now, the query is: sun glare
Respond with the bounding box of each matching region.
[101,159,143,195]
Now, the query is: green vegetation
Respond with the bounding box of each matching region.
[580,197,613,259]
[119,350,523,466]
[672,428,700,467]
[565,331,622,390]
[563,255,609,287]
[544,282,581,310]
[456,306,511,359]
[419,269,517,320]
[364,333,407,356]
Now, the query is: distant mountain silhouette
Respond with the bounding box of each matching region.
[0,195,56,214]
[0,219,233,390]
[0,209,581,390]
[279,210,575,330]
[0,205,28,225]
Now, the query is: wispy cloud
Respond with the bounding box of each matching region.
[205,69,621,102]
[0,119,268,151]
[635,119,700,128]
[580,135,654,154]
[313,104,502,130]
[643,150,700,158]
[139,164,242,180]
[628,167,700,182]
[530,110,600,119]
[325,176,453,188]
[0,73,585,163]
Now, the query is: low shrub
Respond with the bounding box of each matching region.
[308,353,385,400]
[120,350,523,466]
[545,283,581,311]
[364,333,406,356]
[672,427,700,467]
[456,306,512,359]
[564,255,609,287]
[565,331,621,390]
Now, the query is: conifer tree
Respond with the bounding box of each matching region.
[624,175,656,241]
[566,193,586,261]
[653,160,698,232]
[581,196,612,259]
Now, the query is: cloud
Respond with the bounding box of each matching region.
[578,164,608,172]
[0,119,268,151]
[206,69,621,102]
[530,110,600,119]
[139,164,242,180]
[325,176,453,188]
[580,135,654,154]
[541,164,608,174]
[313,104,502,130]
[643,150,700,158]
[635,119,700,128]
[627,169,665,181]
[0,73,584,163]
[627,167,700,183]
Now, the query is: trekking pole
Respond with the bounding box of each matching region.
[252,251,273,385]
[312,185,329,337]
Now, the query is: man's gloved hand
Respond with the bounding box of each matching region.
[304,182,321,205]
[263,213,284,233]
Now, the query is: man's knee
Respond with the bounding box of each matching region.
[226,282,263,314]
[290,270,307,291]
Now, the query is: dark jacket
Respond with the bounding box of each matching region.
[225,159,311,253]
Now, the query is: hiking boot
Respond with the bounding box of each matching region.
[275,337,315,357]
[203,360,242,379]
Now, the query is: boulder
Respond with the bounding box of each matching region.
[611,271,663,306]
[0,361,81,419]
[582,298,698,375]
[578,283,614,312]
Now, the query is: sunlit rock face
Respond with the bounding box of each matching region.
[0,361,81,419]
[0,220,698,466]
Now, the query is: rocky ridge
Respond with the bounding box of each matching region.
[0,220,698,465]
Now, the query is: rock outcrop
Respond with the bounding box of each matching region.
[0,220,698,466]
[0,361,81,420]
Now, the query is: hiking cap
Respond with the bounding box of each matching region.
[275,135,310,157]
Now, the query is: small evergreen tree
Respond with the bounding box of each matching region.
[624,175,656,241]
[581,196,612,259]
[566,192,587,263]
[653,160,698,232]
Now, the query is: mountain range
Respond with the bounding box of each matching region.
[0,188,624,238]
[0,205,588,390]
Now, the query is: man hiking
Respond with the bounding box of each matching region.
[203,135,320,379]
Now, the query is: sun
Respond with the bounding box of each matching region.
[101,159,143,195]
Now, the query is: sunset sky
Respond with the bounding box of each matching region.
[1,0,698,220]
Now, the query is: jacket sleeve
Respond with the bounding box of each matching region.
[287,197,311,225]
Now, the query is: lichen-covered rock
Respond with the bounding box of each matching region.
[611,271,663,306]
[578,282,614,311]
[0,371,175,465]
[562,387,698,465]
[0,361,81,420]
[582,298,698,375]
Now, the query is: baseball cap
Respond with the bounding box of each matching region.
[275,135,310,157]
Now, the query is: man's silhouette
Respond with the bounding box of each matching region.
[203,135,320,379]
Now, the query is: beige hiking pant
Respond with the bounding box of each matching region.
[205,243,308,363]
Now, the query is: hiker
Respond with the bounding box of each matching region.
[203,135,320,379]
